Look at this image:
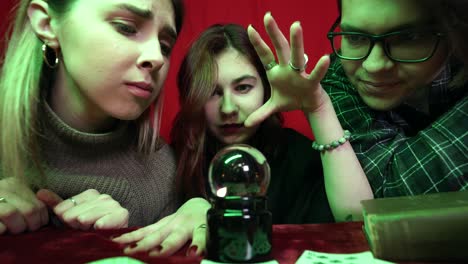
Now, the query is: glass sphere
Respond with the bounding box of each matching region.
[208,144,270,198]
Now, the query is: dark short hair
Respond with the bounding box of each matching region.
[337,0,468,86]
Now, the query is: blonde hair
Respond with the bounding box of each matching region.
[0,1,166,187]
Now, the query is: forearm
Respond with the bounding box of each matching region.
[305,94,373,222]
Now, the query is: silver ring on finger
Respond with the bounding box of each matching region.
[69,197,77,206]
[289,53,308,72]
[264,61,278,71]
[0,197,6,203]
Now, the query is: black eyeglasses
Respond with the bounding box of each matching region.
[327,16,445,63]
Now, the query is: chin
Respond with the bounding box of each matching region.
[362,97,403,111]
[112,110,145,121]
[220,135,248,145]
[357,88,406,111]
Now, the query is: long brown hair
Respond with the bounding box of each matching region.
[171,24,283,201]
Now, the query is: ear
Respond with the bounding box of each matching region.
[27,0,60,49]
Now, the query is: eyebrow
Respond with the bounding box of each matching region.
[340,21,433,34]
[115,3,178,41]
[116,3,153,19]
[231,75,257,85]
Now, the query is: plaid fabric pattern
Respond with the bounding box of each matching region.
[321,55,468,197]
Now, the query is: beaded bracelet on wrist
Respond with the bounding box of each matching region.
[312,130,351,152]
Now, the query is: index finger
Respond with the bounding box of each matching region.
[186,224,207,256]
[264,12,290,65]
[247,24,276,68]
[113,214,174,243]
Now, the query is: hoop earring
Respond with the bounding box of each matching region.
[42,43,59,68]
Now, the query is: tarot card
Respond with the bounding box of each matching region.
[295,250,395,264]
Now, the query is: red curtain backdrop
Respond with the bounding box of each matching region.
[0,0,338,141]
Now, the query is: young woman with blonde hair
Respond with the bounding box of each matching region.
[0,0,209,257]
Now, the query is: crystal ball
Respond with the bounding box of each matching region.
[208,144,270,198]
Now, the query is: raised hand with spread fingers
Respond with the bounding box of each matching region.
[245,12,330,127]
[247,12,373,222]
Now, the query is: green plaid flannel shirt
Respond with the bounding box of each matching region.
[321,55,468,197]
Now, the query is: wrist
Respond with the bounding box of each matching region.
[312,130,352,152]
[301,90,331,114]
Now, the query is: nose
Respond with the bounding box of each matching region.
[137,38,165,72]
[220,93,238,116]
[362,43,395,73]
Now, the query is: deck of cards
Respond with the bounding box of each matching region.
[296,250,395,264]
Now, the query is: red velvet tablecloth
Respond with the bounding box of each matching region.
[0,222,377,263]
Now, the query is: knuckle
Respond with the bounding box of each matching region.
[98,194,112,201]
[20,203,38,218]
[122,209,129,218]
[85,189,100,196]
[161,240,177,250]
[76,215,87,224]
[107,199,121,208]
[61,211,75,223]
[0,206,17,219]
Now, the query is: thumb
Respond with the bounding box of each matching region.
[36,189,64,209]
[244,101,276,127]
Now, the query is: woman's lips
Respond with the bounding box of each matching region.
[125,82,153,99]
[220,124,243,135]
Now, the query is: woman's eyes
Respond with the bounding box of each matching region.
[211,84,254,97]
[111,21,173,57]
[235,84,253,93]
[160,43,173,57]
[112,21,138,35]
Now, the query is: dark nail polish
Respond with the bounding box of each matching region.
[128,242,138,249]
[186,245,198,257]
[148,245,163,256]
[123,243,138,254]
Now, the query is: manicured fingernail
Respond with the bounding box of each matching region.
[124,242,138,253]
[186,245,198,257]
[129,243,138,249]
[148,245,163,256]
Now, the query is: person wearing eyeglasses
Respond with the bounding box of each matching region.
[321,0,468,197]
[246,0,466,200]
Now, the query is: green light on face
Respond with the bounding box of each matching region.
[224,154,242,164]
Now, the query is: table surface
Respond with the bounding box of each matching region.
[0,222,442,264]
